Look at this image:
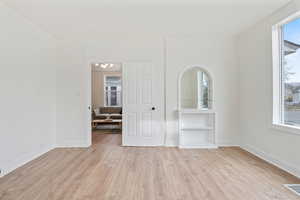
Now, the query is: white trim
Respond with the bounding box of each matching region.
[164,144,177,147]
[0,145,54,178]
[217,143,240,147]
[89,61,124,147]
[56,140,90,148]
[163,38,167,146]
[121,64,126,146]
[178,109,215,114]
[272,11,300,133]
[271,123,300,136]
[272,22,282,125]
[179,144,218,149]
[86,59,93,148]
[276,11,300,27]
[164,141,239,148]
[241,144,300,179]
[284,184,300,196]
[181,127,213,131]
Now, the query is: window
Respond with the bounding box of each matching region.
[104,76,122,107]
[273,13,300,131]
[197,71,210,109]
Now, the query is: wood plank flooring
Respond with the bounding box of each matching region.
[0,130,299,200]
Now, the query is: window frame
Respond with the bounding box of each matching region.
[272,11,300,135]
[103,75,122,107]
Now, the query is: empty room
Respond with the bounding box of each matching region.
[0,0,300,199]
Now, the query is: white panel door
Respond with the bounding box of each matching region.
[122,62,164,146]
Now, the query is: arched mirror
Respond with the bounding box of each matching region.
[179,66,212,110]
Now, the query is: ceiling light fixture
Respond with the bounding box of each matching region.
[95,63,99,66]
[101,63,108,69]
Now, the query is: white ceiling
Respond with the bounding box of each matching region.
[1,0,291,43]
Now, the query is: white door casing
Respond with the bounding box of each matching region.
[122,62,164,146]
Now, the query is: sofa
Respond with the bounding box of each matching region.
[93,107,122,120]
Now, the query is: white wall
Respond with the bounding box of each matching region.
[166,36,240,146]
[53,36,167,148]
[55,43,89,147]
[237,0,300,177]
[83,35,240,147]
[43,30,241,151]
[52,32,242,148]
[0,3,57,176]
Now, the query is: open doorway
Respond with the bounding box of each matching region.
[91,62,122,145]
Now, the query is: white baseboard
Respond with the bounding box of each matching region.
[0,140,89,178]
[164,137,178,147]
[179,144,218,149]
[1,145,54,178]
[165,142,240,148]
[56,139,90,148]
[2,141,299,182]
[217,143,240,147]
[241,144,300,179]
[164,143,177,147]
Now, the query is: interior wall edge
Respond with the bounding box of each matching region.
[235,0,297,39]
[0,1,59,42]
[0,145,55,178]
[55,140,91,148]
[236,0,300,182]
[0,2,58,179]
[241,144,300,179]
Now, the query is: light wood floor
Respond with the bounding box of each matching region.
[0,131,299,200]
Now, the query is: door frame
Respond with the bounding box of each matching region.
[88,62,124,146]
[87,60,165,147]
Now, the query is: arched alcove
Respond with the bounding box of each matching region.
[178,66,213,110]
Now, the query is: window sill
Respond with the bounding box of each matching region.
[271,123,300,136]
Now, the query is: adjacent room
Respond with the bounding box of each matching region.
[0,0,300,199]
[91,63,123,145]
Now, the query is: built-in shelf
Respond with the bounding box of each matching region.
[178,109,215,114]
[178,109,217,149]
[181,127,213,131]
[179,144,218,149]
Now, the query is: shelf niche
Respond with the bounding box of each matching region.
[178,66,217,149]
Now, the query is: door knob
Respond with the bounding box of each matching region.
[152,107,156,110]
